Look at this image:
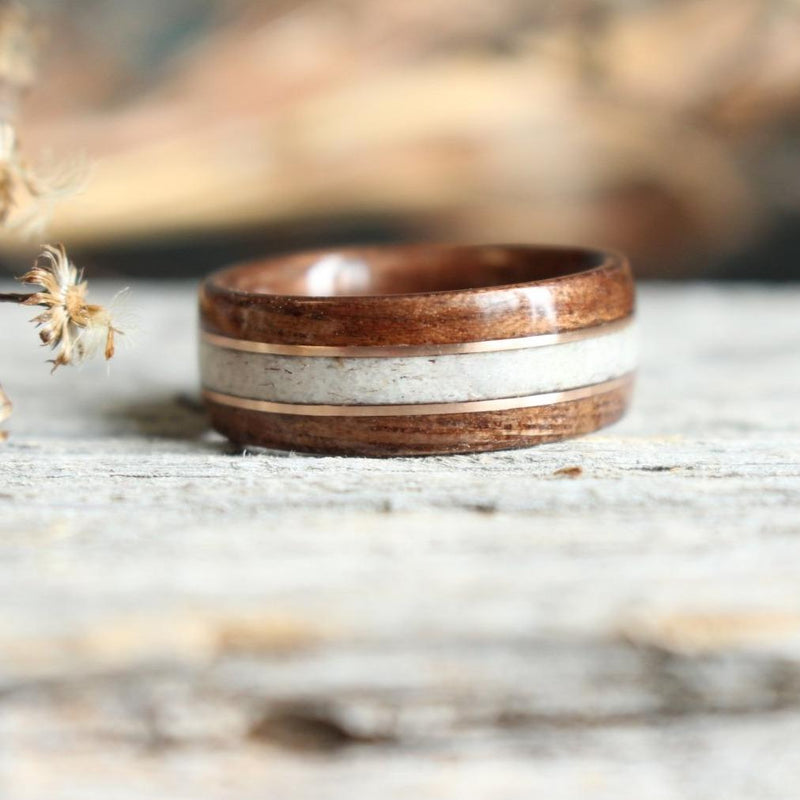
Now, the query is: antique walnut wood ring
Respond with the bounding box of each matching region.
[199,244,636,456]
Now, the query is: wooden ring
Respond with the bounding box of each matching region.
[199,244,636,456]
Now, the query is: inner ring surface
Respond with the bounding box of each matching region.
[210,244,616,298]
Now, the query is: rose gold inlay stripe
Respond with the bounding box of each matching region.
[201,316,634,358]
[203,375,633,418]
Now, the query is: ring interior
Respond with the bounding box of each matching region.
[211,245,611,298]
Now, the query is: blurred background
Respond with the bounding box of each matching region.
[4,0,800,279]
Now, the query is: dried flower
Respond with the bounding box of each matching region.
[0,117,88,236]
[0,3,84,234]
[20,244,122,371]
[10,147,89,237]
[0,1,38,92]
[0,383,10,440]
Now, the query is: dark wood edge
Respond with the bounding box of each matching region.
[206,377,634,457]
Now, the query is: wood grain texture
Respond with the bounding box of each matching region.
[1,282,799,799]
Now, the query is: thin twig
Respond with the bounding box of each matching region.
[0,291,34,303]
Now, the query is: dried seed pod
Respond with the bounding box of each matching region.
[20,244,122,371]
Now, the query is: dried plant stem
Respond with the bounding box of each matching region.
[0,291,34,302]
[0,291,86,310]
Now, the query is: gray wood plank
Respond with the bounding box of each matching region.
[1,283,799,799]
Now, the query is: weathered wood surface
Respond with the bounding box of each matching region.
[1,283,799,799]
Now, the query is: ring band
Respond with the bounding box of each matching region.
[199,244,636,456]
